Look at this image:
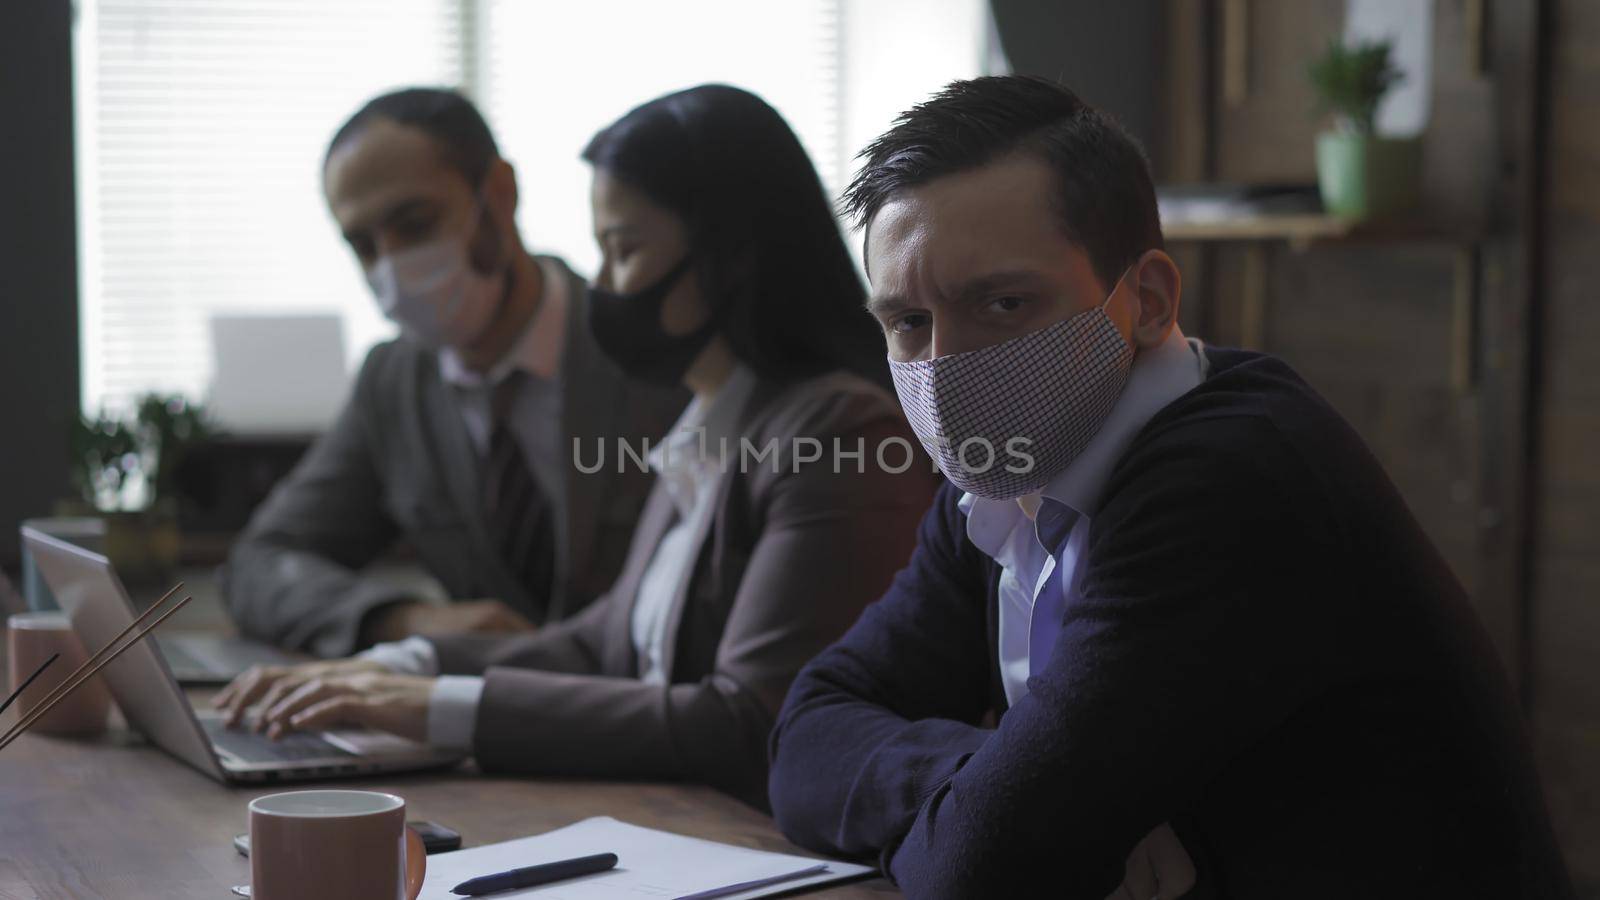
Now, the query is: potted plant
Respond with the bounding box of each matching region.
[1307,37,1419,221]
[65,394,212,586]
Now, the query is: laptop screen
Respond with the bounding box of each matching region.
[18,528,224,781]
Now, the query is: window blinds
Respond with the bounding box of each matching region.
[476,0,846,277]
[75,0,465,413]
[75,0,986,415]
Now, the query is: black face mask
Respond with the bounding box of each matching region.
[586,256,717,385]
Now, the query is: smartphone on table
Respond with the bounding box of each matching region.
[234,821,461,856]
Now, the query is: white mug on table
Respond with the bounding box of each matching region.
[247,789,426,900]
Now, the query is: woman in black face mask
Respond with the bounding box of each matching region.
[582,89,889,391]
[244,84,936,810]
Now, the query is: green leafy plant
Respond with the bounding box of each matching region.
[72,394,212,511]
[1307,38,1404,134]
[71,412,141,511]
[135,393,211,504]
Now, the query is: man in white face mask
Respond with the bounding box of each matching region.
[219,89,686,674]
[768,76,1569,899]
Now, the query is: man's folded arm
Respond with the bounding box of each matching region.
[776,440,1345,899]
[898,445,1340,897]
[768,483,998,862]
[222,355,410,657]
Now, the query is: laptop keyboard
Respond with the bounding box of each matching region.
[158,639,209,672]
[159,636,290,679]
[202,718,352,763]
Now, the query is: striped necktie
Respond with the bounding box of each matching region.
[483,371,556,620]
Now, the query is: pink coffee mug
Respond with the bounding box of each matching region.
[5,611,111,737]
[249,790,426,900]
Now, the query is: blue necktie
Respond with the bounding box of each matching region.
[1029,499,1080,675]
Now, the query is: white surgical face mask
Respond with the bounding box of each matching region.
[365,207,505,350]
[889,273,1136,500]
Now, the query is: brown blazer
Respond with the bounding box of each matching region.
[428,370,937,808]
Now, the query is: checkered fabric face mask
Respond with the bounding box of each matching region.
[889,288,1135,500]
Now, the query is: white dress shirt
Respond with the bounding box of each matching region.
[360,364,759,749]
[959,325,1208,706]
[630,365,757,684]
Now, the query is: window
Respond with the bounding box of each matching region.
[477,0,846,275]
[75,0,988,417]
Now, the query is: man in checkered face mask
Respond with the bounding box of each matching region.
[768,76,1569,899]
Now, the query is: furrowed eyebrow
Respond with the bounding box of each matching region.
[866,294,911,317]
[866,269,1048,317]
[949,270,1050,307]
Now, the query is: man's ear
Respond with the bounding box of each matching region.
[484,157,519,231]
[1129,248,1181,350]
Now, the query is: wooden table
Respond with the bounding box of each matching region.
[0,719,893,899]
[0,612,894,900]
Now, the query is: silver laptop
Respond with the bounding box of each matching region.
[157,633,301,686]
[19,515,299,684]
[22,527,463,784]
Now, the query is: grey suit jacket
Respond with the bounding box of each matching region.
[427,370,938,809]
[223,256,688,657]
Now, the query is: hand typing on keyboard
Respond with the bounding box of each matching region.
[202,718,351,763]
[215,658,389,727]
[214,661,435,743]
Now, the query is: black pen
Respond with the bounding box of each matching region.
[450,851,619,896]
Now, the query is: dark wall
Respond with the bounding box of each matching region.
[0,0,79,569]
[989,0,1165,167]
[1536,0,1600,890]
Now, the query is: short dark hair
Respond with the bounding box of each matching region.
[843,75,1163,289]
[583,84,884,385]
[325,87,501,186]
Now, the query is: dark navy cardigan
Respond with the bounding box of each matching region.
[768,348,1570,899]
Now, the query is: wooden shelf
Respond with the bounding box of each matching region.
[1157,207,1485,352]
[1162,212,1353,246]
[1162,212,1485,250]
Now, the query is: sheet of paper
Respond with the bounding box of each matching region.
[418,817,874,900]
